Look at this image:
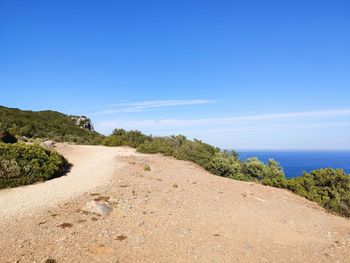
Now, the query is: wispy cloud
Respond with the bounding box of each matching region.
[97,109,350,131]
[164,122,350,135]
[93,99,214,115]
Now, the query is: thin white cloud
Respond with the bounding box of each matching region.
[96,109,350,131]
[163,122,350,135]
[93,99,214,115]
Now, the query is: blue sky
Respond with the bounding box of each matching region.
[0,0,349,149]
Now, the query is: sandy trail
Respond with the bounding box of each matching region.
[0,144,136,220]
[1,145,350,262]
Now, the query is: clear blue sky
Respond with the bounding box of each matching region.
[1,0,349,149]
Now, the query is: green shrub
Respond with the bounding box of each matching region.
[261,159,287,188]
[209,152,244,179]
[137,137,174,156]
[173,139,219,169]
[242,157,267,180]
[209,153,286,184]
[287,168,350,216]
[137,135,220,170]
[0,143,69,188]
[102,129,151,148]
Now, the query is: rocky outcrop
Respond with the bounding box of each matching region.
[70,116,94,131]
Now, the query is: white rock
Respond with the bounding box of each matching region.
[84,201,113,216]
[42,140,55,148]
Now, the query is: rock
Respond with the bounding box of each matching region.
[42,140,55,148]
[58,223,73,229]
[70,115,94,131]
[44,257,57,263]
[84,201,113,216]
[116,235,127,241]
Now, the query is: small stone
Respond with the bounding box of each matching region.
[116,235,127,241]
[58,223,73,229]
[44,257,57,263]
[84,201,113,216]
[42,140,55,148]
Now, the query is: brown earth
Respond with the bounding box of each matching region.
[0,144,349,263]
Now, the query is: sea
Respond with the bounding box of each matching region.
[237,150,350,178]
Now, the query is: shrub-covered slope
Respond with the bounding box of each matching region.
[103,128,350,217]
[0,106,103,144]
[0,143,69,189]
[1,104,348,217]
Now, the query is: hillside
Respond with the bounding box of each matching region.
[1,144,349,262]
[0,106,103,144]
[1,105,349,217]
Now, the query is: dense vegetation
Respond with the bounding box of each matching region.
[287,169,350,217]
[102,128,350,217]
[102,129,151,148]
[0,106,103,144]
[0,143,69,189]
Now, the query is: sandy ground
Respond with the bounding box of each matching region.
[1,144,350,262]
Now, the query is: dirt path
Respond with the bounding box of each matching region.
[0,144,136,220]
[1,145,350,262]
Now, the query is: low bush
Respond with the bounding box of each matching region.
[137,135,220,170]
[209,152,244,180]
[0,143,69,188]
[209,153,287,186]
[102,129,151,148]
[261,159,287,188]
[137,137,174,156]
[173,138,220,170]
[242,157,267,180]
[287,168,350,216]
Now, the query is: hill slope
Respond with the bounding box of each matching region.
[0,105,102,144]
[0,144,349,262]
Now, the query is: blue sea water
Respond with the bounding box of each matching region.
[237,150,350,178]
